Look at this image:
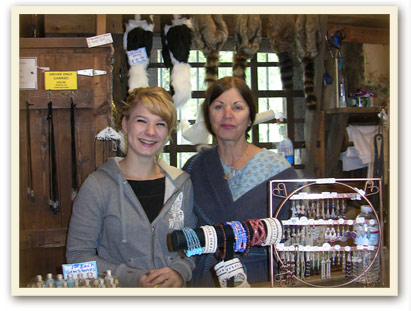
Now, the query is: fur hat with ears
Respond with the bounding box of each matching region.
[161,14,193,108]
[233,15,262,81]
[123,14,154,93]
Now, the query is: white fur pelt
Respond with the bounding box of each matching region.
[123,14,154,92]
[127,61,149,93]
[162,14,193,108]
[170,61,191,108]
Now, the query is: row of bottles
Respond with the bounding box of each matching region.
[30,270,119,288]
[352,205,381,285]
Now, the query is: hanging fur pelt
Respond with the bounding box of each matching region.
[161,14,193,108]
[123,14,154,93]
[233,15,262,81]
[295,14,321,109]
[191,14,228,88]
[267,15,296,90]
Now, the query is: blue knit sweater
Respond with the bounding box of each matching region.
[184,146,298,287]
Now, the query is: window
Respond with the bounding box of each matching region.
[148,36,305,172]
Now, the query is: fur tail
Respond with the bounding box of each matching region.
[171,62,191,108]
[233,53,247,81]
[277,52,294,90]
[303,58,317,109]
[127,61,149,93]
[205,52,220,87]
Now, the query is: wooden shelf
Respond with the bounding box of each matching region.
[325,107,381,115]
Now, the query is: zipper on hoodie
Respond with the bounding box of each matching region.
[151,226,156,268]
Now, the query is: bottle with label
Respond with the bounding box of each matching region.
[104,270,114,287]
[45,273,55,288]
[352,205,381,286]
[278,137,294,165]
[66,273,75,288]
[77,273,86,287]
[55,274,64,288]
[34,275,45,288]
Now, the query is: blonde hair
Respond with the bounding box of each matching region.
[121,87,177,137]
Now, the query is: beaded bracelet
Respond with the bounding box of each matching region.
[247,219,266,247]
[216,223,227,260]
[226,221,247,253]
[240,221,251,255]
[181,227,202,257]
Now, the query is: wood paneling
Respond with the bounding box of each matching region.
[19,38,113,286]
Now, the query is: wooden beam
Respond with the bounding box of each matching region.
[303,15,328,178]
[327,23,389,44]
[96,14,107,35]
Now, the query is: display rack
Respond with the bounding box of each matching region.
[269,178,384,288]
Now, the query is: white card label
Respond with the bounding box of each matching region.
[127,47,149,66]
[86,33,113,48]
[62,261,98,280]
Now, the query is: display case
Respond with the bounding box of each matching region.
[269,178,385,288]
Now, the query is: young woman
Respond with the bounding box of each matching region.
[66,87,195,287]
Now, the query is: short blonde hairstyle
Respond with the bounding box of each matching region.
[121,87,177,137]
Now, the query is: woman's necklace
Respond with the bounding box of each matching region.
[222,144,249,180]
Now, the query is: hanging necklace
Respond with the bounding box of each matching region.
[222,143,250,180]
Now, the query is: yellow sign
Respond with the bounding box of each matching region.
[45,71,78,90]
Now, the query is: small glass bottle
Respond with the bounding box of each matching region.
[66,273,75,288]
[45,273,55,288]
[35,275,45,288]
[104,270,114,287]
[77,273,86,287]
[86,272,96,287]
[97,278,106,288]
[55,274,64,288]
[353,205,381,286]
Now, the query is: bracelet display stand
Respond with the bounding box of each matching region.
[170,218,282,287]
[269,178,384,288]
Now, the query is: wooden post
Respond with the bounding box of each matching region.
[303,15,328,178]
[96,14,106,35]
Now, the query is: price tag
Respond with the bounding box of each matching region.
[347,220,354,226]
[318,219,325,225]
[368,245,375,251]
[357,245,364,250]
[62,261,97,280]
[334,245,341,251]
[300,216,308,224]
[86,33,113,48]
[338,218,345,224]
[127,47,149,66]
[328,219,334,225]
[369,219,376,225]
[356,217,365,224]
[345,246,351,252]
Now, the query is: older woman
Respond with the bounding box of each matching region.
[184,77,298,287]
[66,87,195,288]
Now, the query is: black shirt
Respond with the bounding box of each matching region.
[127,177,165,223]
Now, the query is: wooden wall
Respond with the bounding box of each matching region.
[19,38,113,286]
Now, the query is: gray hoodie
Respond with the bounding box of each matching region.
[66,157,196,287]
